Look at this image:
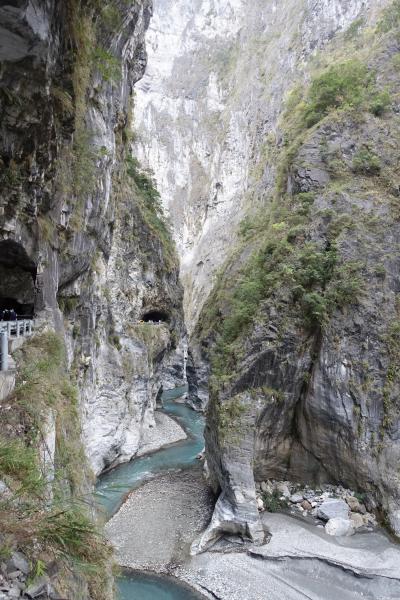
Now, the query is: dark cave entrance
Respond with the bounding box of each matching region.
[0,240,37,318]
[141,310,169,324]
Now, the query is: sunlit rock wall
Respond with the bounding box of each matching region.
[133,0,381,332]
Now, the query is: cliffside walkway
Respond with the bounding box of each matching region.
[0,319,33,372]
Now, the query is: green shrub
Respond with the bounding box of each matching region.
[262,490,288,512]
[216,395,247,444]
[0,438,43,496]
[27,560,46,586]
[377,0,400,33]
[125,157,163,214]
[100,4,123,31]
[239,216,256,239]
[354,491,366,503]
[373,264,386,278]
[92,46,121,82]
[369,90,391,116]
[13,333,65,421]
[38,505,111,565]
[58,296,80,314]
[295,191,316,205]
[300,59,389,128]
[125,156,176,267]
[352,148,381,175]
[330,257,363,297]
[344,17,365,40]
[304,60,371,127]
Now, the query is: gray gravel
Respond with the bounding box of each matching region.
[136,411,187,457]
[106,462,400,600]
[105,466,214,572]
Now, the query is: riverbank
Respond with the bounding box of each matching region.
[102,395,400,600]
[136,411,187,458]
[105,466,214,572]
[107,465,400,600]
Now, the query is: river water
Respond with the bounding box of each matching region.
[96,387,206,599]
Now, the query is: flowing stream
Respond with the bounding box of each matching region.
[96,387,206,599]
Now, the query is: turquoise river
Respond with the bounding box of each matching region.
[96,387,207,600]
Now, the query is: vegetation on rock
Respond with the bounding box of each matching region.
[299,59,391,129]
[124,156,177,270]
[0,332,111,600]
[262,490,288,513]
[198,0,400,452]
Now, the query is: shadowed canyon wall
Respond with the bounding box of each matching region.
[133,0,400,550]
[0,1,185,596]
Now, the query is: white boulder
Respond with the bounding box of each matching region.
[325,518,355,537]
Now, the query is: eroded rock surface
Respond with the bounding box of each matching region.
[193,0,400,547]
[0,0,185,476]
[179,513,400,600]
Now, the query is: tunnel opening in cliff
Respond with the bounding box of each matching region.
[0,240,36,317]
[141,310,169,323]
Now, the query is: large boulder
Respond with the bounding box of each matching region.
[317,499,350,521]
[325,518,354,537]
[350,513,365,529]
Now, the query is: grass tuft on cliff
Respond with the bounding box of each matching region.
[57,0,126,234]
[298,60,391,129]
[377,0,400,33]
[125,156,177,269]
[0,332,111,599]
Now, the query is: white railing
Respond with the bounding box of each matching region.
[0,319,33,338]
[0,319,33,371]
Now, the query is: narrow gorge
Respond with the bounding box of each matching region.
[1,1,400,599]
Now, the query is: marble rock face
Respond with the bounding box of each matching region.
[0,0,185,477]
[176,0,400,549]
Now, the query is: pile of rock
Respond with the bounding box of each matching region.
[0,552,59,600]
[256,480,377,537]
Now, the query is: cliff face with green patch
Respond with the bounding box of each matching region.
[0,1,184,597]
[195,1,400,550]
[0,332,113,599]
[133,0,390,405]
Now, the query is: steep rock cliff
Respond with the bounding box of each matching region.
[194,1,400,550]
[133,0,384,332]
[129,0,400,549]
[133,0,391,409]
[0,0,183,596]
[0,0,183,474]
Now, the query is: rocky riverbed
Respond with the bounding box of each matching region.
[105,467,214,572]
[102,393,400,600]
[136,412,187,458]
[107,467,400,600]
[256,479,377,537]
